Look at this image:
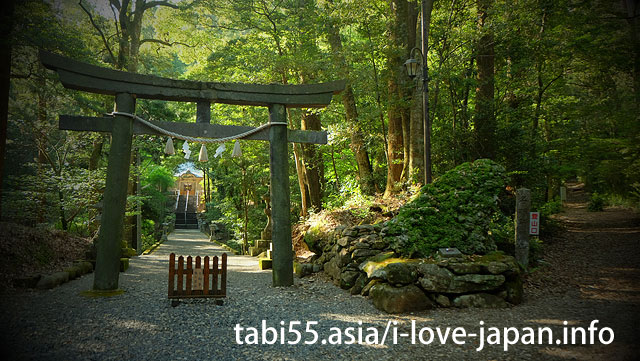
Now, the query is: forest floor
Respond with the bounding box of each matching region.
[0,183,639,360]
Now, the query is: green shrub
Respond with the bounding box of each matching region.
[588,192,605,212]
[387,159,510,257]
[540,198,562,217]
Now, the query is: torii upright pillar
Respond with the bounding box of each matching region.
[94,93,135,290]
[269,104,292,286]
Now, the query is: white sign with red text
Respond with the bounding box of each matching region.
[529,212,540,235]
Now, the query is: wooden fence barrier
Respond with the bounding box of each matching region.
[168,253,227,299]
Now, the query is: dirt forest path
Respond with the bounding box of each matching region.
[524,182,640,359]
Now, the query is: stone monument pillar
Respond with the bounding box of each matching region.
[261,193,272,240]
[250,193,274,271]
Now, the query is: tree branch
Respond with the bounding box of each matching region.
[109,0,121,11]
[143,0,180,11]
[140,38,193,47]
[541,69,566,96]
[79,0,117,64]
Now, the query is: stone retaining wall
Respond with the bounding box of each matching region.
[309,224,523,314]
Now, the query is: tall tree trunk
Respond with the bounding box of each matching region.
[0,0,15,221]
[292,141,309,217]
[624,0,640,109]
[384,0,414,197]
[37,78,48,223]
[365,22,389,162]
[326,16,376,195]
[402,1,418,180]
[461,57,474,131]
[474,0,496,159]
[301,111,323,212]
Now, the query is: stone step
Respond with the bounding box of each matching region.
[256,240,271,248]
[258,258,272,270]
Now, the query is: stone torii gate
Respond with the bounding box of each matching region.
[39,50,344,291]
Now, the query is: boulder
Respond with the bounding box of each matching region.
[354,242,370,249]
[294,262,314,278]
[359,254,401,278]
[433,294,451,308]
[36,271,69,290]
[74,260,93,274]
[337,237,351,247]
[417,263,454,293]
[361,279,381,296]
[453,293,508,308]
[337,248,352,268]
[350,273,368,295]
[484,261,510,275]
[370,284,434,313]
[340,270,361,290]
[342,227,359,237]
[503,278,524,305]
[477,252,521,275]
[356,225,375,235]
[13,275,41,288]
[385,262,417,285]
[361,234,379,244]
[64,266,80,280]
[361,251,395,266]
[324,257,341,280]
[351,249,379,260]
[447,274,505,294]
[371,240,387,250]
[446,262,483,275]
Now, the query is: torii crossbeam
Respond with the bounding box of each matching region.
[40,50,345,291]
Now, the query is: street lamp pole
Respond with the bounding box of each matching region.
[404,1,432,185]
[421,0,432,184]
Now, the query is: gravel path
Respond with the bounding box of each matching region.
[1,217,639,360]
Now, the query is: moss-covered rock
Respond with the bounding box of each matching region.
[36,271,69,289]
[359,256,408,278]
[447,274,505,294]
[385,262,418,285]
[370,284,434,313]
[446,262,484,275]
[417,263,454,292]
[504,277,524,305]
[323,257,341,281]
[340,270,361,290]
[361,279,381,296]
[453,293,508,308]
[350,273,368,295]
[387,159,510,257]
[63,266,81,280]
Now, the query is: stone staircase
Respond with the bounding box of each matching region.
[175,194,198,229]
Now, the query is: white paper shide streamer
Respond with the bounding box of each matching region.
[232,140,242,158]
[182,141,191,160]
[108,111,287,161]
[164,137,175,155]
[198,144,208,162]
